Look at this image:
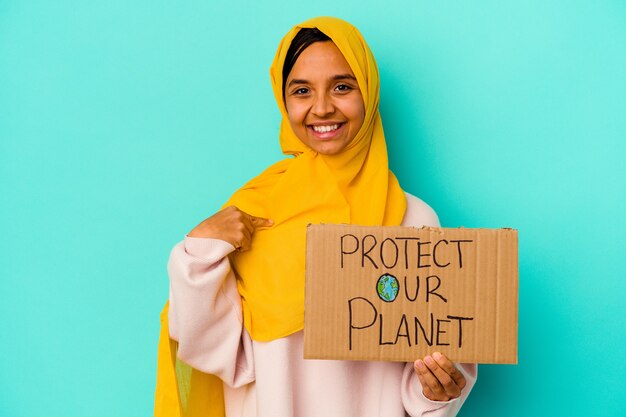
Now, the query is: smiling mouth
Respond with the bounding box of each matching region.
[311,123,341,133]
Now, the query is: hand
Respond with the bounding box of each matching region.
[187,206,273,251]
[414,352,466,402]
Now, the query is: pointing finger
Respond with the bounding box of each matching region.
[249,215,274,228]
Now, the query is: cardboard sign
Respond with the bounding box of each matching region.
[304,225,518,364]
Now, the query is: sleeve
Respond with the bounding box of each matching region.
[167,236,255,388]
[400,193,478,416]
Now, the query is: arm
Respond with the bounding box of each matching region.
[168,236,255,388]
[168,206,272,388]
[400,193,478,416]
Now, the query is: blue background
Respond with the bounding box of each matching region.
[1,1,624,416]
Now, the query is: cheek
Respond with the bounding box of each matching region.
[285,102,305,128]
[349,98,366,130]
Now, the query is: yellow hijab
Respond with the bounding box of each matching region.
[155,16,406,416]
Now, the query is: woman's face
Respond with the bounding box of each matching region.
[284,41,365,155]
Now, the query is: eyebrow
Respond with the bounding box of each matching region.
[287,73,357,87]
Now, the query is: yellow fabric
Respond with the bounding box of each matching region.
[226,16,406,341]
[154,16,406,416]
[154,302,225,417]
[155,303,182,417]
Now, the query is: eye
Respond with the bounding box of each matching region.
[335,83,353,93]
[292,87,309,95]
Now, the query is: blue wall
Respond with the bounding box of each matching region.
[1,1,624,416]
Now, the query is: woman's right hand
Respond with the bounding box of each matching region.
[187,206,273,251]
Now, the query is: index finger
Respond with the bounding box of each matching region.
[432,352,466,389]
[249,214,274,228]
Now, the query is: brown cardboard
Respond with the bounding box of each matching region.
[304,225,518,364]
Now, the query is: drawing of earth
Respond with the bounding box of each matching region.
[376,274,399,302]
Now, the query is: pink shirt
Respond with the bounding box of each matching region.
[168,193,477,417]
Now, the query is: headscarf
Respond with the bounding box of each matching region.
[155,16,406,416]
[227,15,406,341]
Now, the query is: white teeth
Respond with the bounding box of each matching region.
[312,124,339,133]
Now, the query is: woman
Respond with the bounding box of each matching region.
[155,16,476,417]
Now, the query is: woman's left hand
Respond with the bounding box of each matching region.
[414,352,466,402]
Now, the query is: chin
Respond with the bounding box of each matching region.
[312,145,343,155]
[307,138,350,156]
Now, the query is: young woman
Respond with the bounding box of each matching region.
[155,16,476,417]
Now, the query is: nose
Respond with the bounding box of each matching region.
[311,92,334,117]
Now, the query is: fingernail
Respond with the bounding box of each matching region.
[425,356,434,365]
[433,352,442,360]
[416,360,425,369]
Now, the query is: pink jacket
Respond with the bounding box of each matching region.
[168,193,477,417]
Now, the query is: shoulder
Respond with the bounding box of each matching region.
[401,192,440,227]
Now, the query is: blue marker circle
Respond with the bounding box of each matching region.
[376,274,399,302]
